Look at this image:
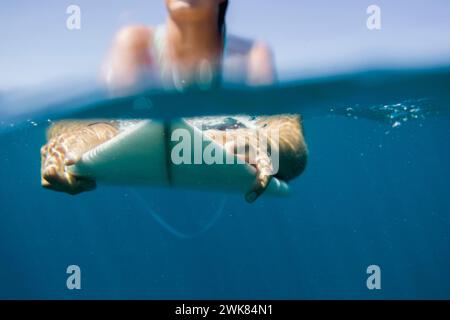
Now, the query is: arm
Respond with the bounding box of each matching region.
[247,41,276,86]
[102,25,153,91]
[245,115,308,203]
[41,121,120,194]
[41,26,153,194]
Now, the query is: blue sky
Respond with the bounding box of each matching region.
[1,0,450,90]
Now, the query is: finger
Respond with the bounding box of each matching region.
[64,152,81,166]
[245,173,272,203]
[41,177,51,188]
[40,145,48,156]
[43,165,66,186]
[42,166,59,183]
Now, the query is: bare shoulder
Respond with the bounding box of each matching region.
[248,40,275,85]
[225,34,275,84]
[248,41,273,62]
[113,25,154,50]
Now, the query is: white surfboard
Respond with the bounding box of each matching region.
[68,119,290,197]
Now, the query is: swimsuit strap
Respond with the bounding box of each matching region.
[152,25,171,85]
[152,25,166,60]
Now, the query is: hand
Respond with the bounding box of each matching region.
[245,154,273,203]
[223,137,273,203]
[40,133,96,195]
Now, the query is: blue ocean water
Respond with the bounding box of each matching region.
[0,69,449,299]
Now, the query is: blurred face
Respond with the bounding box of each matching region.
[165,0,225,24]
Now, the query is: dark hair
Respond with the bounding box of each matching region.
[218,1,228,36]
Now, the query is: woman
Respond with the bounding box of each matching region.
[40,0,307,202]
[104,0,276,91]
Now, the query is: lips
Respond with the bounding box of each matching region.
[170,0,200,11]
[174,0,198,5]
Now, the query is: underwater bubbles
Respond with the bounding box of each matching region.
[331,98,439,129]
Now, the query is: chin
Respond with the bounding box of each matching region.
[168,0,198,11]
[167,0,212,20]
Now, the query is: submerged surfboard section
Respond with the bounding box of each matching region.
[69,120,169,185]
[68,119,290,197]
